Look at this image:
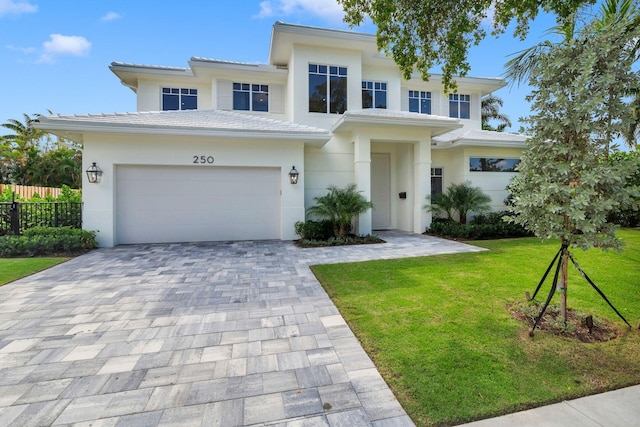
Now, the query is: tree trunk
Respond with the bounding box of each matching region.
[559,243,569,323]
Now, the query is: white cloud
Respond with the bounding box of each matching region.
[5,43,35,54]
[100,11,121,22]
[0,0,37,17]
[255,0,345,23]
[39,34,91,63]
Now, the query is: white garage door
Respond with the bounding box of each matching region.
[116,165,281,244]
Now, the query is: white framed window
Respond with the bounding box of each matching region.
[449,94,470,119]
[409,90,431,114]
[431,167,443,195]
[362,81,387,109]
[233,83,269,112]
[309,64,347,114]
[162,88,197,111]
[470,158,520,172]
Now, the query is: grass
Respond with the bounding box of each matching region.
[311,229,640,426]
[0,257,70,286]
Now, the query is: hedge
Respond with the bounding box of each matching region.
[0,227,97,257]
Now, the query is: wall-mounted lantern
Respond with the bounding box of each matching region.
[86,162,103,184]
[289,166,299,185]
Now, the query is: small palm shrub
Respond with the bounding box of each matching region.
[306,184,374,239]
[425,181,492,224]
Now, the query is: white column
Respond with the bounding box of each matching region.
[354,133,372,236]
[413,137,432,233]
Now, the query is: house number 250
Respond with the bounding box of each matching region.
[193,155,214,164]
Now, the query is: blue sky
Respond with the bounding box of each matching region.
[0,0,560,133]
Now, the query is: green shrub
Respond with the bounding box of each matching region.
[0,227,97,257]
[428,211,532,240]
[294,220,334,241]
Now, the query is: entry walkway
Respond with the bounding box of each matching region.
[0,232,483,426]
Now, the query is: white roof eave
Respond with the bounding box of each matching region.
[35,122,331,147]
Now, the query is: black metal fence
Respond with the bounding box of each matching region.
[0,202,82,235]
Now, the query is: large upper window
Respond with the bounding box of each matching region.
[362,81,387,109]
[162,88,197,111]
[233,83,269,112]
[309,64,347,114]
[409,90,431,114]
[449,94,470,119]
[470,158,520,172]
[431,167,443,195]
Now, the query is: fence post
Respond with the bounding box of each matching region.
[54,202,59,227]
[10,192,20,235]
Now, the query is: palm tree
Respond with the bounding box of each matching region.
[481,94,512,132]
[425,181,492,224]
[504,0,640,149]
[307,184,374,239]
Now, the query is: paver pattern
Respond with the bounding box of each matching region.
[0,231,483,426]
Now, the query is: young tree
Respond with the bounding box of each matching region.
[307,184,374,239]
[506,15,640,321]
[338,0,593,91]
[426,181,492,224]
[481,95,512,132]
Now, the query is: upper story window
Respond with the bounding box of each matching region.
[409,90,431,114]
[470,158,520,172]
[233,83,269,112]
[162,88,197,111]
[309,64,347,114]
[449,94,470,119]
[362,81,387,109]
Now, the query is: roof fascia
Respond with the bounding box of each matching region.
[35,121,331,147]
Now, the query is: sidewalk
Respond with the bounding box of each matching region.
[461,384,640,427]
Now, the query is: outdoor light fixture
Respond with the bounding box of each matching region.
[289,166,299,185]
[86,162,103,184]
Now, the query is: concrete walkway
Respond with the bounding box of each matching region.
[0,232,483,426]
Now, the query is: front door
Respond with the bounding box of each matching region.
[371,153,391,229]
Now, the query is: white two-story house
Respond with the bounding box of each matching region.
[38,22,526,247]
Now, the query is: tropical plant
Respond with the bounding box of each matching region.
[1,113,82,187]
[306,184,374,239]
[504,0,640,148]
[505,14,640,322]
[481,94,512,132]
[425,181,492,225]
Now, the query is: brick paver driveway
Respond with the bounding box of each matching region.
[0,232,483,426]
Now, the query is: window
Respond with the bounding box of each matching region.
[449,94,470,119]
[233,83,269,112]
[431,167,443,195]
[470,158,520,172]
[309,64,347,114]
[162,88,197,111]
[362,81,387,109]
[409,90,431,114]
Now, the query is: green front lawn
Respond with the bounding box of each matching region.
[0,257,70,286]
[312,229,640,426]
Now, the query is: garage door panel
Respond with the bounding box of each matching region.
[116,165,281,244]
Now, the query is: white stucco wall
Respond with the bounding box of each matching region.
[82,133,305,247]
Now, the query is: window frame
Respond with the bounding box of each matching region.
[431,167,444,196]
[162,87,198,111]
[449,93,470,119]
[469,158,520,172]
[308,63,348,114]
[362,81,387,109]
[233,82,269,112]
[408,90,431,114]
